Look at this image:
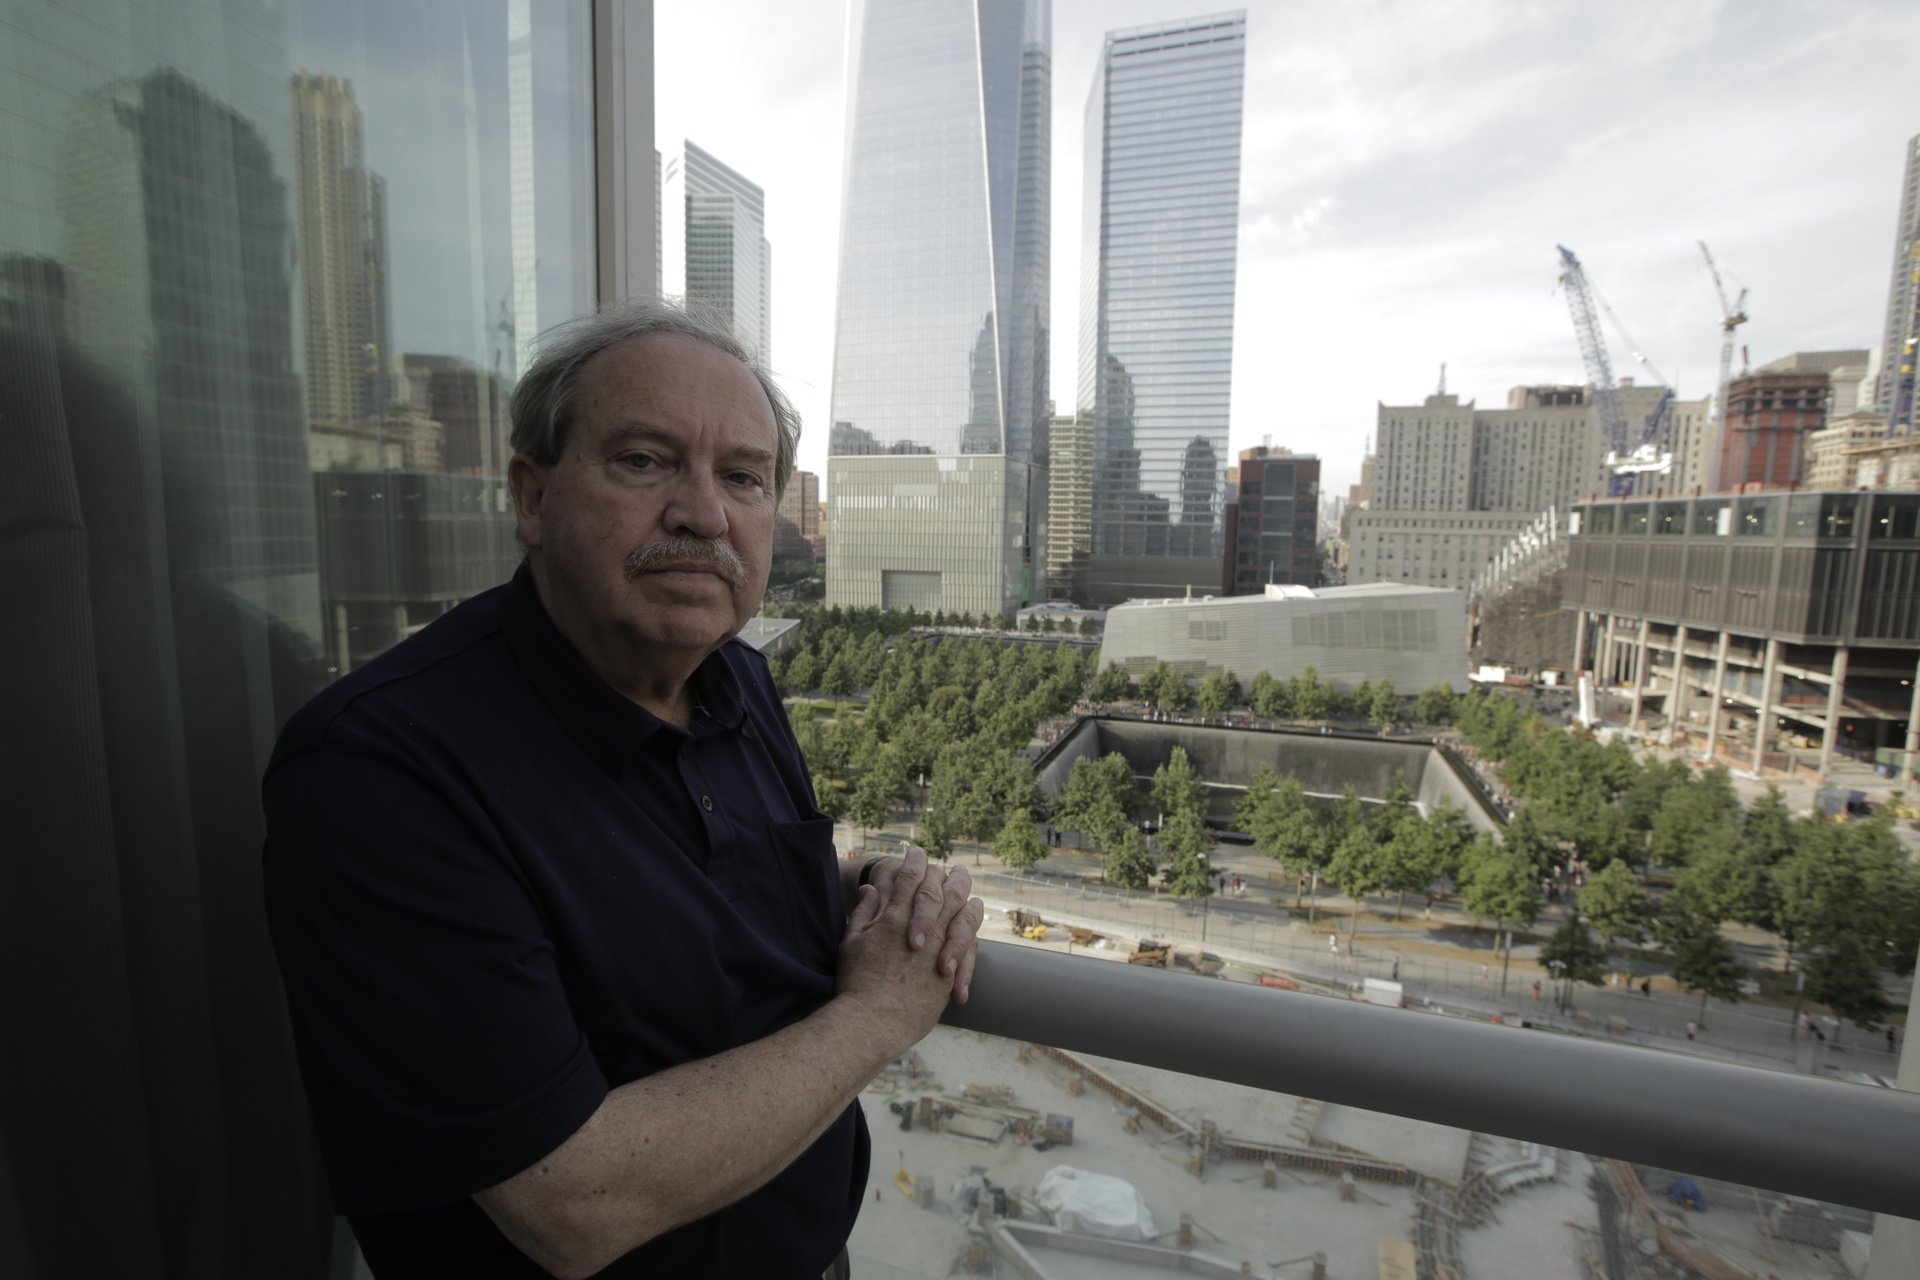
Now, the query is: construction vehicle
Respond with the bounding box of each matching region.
[1171,946,1225,976]
[1556,245,1674,495]
[1127,939,1169,967]
[1007,909,1049,940]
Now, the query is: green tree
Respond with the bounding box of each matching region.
[918,806,955,862]
[1538,915,1609,1012]
[1804,936,1895,1043]
[1150,745,1207,823]
[1776,812,1920,972]
[1239,771,1322,908]
[1249,669,1291,719]
[1424,802,1477,885]
[1079,616,1099,637]
[1090,662,1133,703]
[1669,926,1745,1030]
[1196,670,1239,716]
[1288,667,1329,720]
[1578,859,1651,959]
[811,771,845,820]
[1103,826,1156,890]
[1411,682,1458,726]
[1500,805,1559,878]
[993,808,1049,876]
[1327,819,1390,941]
[1648,766,1741,869]
[785,649,818,693]
[848,769,893,848]
[1159,809,1215,899]
[1460,837,1541,995]
[1366,679,1400,728]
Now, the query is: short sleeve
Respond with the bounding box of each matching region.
[263,747,608,1215]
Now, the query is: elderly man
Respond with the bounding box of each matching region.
[264,300,984,1279]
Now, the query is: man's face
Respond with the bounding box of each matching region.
[510,333,778,675]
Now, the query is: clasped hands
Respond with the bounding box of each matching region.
[837,847,985,1046]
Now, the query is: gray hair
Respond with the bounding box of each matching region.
[509,296,800,499]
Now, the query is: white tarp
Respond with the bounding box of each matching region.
[1034,1165,1156,1241]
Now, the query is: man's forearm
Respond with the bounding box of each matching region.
[476,995,894,1279]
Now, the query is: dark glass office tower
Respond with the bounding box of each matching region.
[1080,11,1246,606]
[826,0,1050,617]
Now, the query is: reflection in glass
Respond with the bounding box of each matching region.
[1786,492,1822,537]
[0,1,594,1269]
[1737,496,1778,536]
[1691,498,1729,535]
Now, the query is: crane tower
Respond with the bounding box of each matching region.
[1556,245,1673,495]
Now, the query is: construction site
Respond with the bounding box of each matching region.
[844,918,1876,1280]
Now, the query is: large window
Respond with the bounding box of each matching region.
[1,2,595,1271]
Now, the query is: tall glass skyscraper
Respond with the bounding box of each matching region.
[1079,11,1245,607]
[663,139,771,363]
[826,0,1050,617]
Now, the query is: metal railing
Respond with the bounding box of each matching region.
[943,941,1920,1219]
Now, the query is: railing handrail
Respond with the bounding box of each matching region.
[942,941,1920,1219]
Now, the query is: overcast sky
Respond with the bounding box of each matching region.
[656,0,1920,497]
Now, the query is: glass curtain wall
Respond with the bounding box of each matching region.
[1080,12,1245,607]
[0,2,594,1273]
[825,0,1049,618]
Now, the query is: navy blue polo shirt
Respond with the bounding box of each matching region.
[263,565,868,1277]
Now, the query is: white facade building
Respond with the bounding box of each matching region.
[1099,582,1467,692]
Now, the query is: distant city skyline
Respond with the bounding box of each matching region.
[655,0,1920,499]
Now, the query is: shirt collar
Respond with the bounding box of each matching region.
[501,562,749,775]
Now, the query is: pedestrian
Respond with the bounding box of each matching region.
[1889,1025,1899,1055]
[1329,932,1339,955]
[1531,979,1541,1002]
[1640,978,1651,998]
[1391,958,1400,982]
[1685,1021,1697,1041]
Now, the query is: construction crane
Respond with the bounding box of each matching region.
[1556,245,1674,495]
[1698,242,1749,470]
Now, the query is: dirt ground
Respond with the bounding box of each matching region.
[845,1026,1593,1280]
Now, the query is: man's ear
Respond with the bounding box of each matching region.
[508,453,548,550]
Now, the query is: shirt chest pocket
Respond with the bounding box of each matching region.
[704,816,841,971]
[766,816,843,972]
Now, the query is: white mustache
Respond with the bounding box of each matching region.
[624,536,747,588]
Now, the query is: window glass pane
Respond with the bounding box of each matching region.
[1870,494,1920,539]
[1691,498,1730,535]
[1820,494,1857,538]
[0,1,594,1268]
[1585,504,1616,534]
[1621,503,1650,535]
[1654,501,1687,534]
[1737,497,1779,536]
[1786,493,1822,537]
